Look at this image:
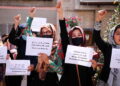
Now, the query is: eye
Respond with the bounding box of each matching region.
[116,33,120,35]
[115,32,120,35]
[78,34,82,37]
[72,34,76,38]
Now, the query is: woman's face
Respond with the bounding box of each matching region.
[114,28,120,45]
[72,29,82,38]
[41,27,52,36]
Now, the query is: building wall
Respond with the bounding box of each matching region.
[0,0,58,35]
[0,0,56,7]
[62,0,115,30]
[0,0,117,38]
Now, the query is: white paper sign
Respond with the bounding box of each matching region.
[0,46,7,63]
[5,60,30,76]
[25,36,53,56]
[65,45,94,67]
[31,17,47,32]
[110,48,120,68]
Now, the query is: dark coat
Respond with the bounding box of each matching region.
[59,20,94,86]
[93,29,112,82]
[9,26,37,66]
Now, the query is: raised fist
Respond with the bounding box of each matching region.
[14,14,21,30]
[96,10,107,22]
[29,7,36,17]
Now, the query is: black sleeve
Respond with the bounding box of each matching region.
[30,56,38,68]
[93,29,109,53]
[59,19,69,54]
[9,25,21,46]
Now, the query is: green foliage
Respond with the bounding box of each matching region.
[103,3,120,41]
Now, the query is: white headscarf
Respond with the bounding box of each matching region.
[107,24,120,86]
[108,24,120,48]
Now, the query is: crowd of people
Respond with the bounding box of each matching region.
[0,1,120,86]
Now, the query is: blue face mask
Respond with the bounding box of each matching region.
[22,35,27,40]
[71,37,84,46]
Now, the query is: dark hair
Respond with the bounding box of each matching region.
[1,34,9,43]
[15,23,27,37]
[114,24,120,33]
[72,27,82,34]
[69,27,82,38]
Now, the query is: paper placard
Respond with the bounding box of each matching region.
[0,46,7,63]
[5,60,30,76]
[25,36,53,56]
[110,48,120,68]
[31,17,47,32]
[65,45,94,67]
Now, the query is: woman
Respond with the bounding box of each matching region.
[57,1,97,86]
[36,23,63,86]
[94,10,120,86]
[8,7,39,86]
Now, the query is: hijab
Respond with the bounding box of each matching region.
[68,26,86,46]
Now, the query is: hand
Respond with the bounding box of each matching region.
[56,0,62,8]
[90,60,97,70]
[29,7,36,18]
[6,54,10,60]
[56,0,64,20]
[96,10,107,22]
[38,53,49,64]
[28,64,34,71]
[14,14,21,30]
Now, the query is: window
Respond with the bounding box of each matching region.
[80,0,119,5]
[0,0,53,1]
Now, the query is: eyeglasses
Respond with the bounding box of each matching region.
[42,30,52,35]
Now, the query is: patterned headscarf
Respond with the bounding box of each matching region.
[107,24,120,86]
[39,23,56,41]
[37,23,63,80]
[68,26,86,45]
[108,24,120,48]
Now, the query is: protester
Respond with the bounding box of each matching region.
[94,10,120,86]
[57,1,97,86]
[36,23,63,86]
[0,37,5,85]
[8,7,39,86]
[0,35,11,86]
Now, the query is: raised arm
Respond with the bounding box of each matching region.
[56,0,69,54]
[24,7,36,36]
[9,14,21,45]
[93,10,109,52]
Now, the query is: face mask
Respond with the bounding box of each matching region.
[71,37,83,46]
[42,35,53,38]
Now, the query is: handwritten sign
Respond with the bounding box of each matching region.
[65,45,94,67]
[25,36,53,56]
[0,46,7,63]
[110,48,120,68]
[30,17,47,32]
[5,60,30,76]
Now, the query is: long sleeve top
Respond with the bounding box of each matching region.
[59,19,94,86]
[47,44,63,74]
[93,22,112,82]
[9,17,37,66]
